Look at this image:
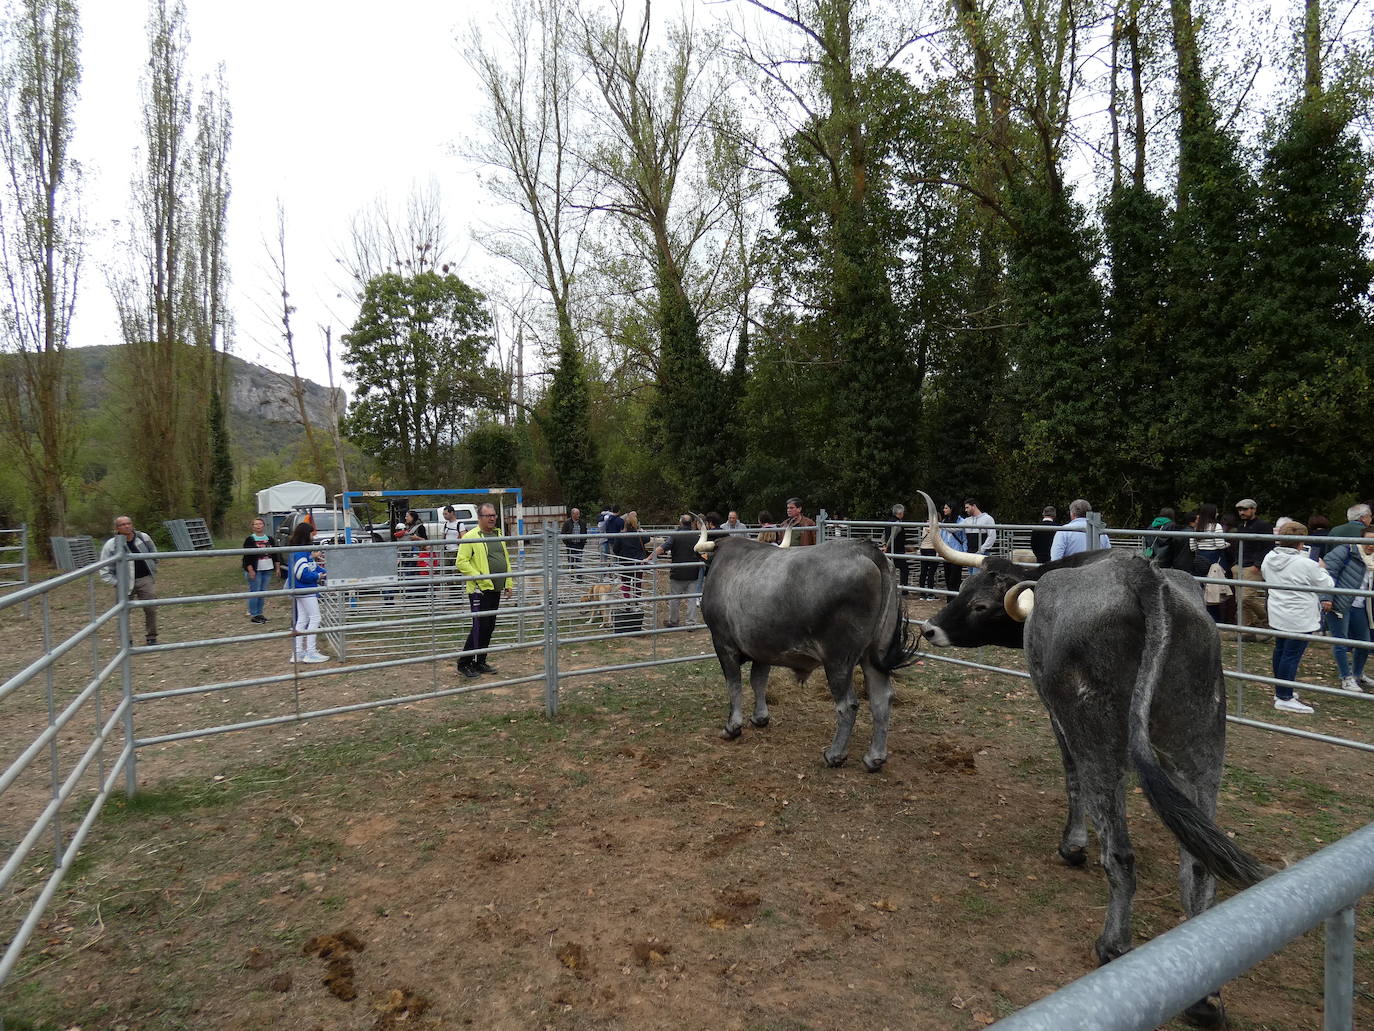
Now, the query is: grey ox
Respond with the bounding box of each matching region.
[694,523,919,771]
[916,491,1268,1028]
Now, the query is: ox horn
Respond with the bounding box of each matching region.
[692,513,715,554]
[779,525,793,548]
[1004,580,1036,622]
[919,489,983,569]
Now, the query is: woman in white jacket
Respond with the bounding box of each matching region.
[1262,521,1334,714]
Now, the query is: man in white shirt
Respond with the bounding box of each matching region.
[1051,498,1112,561]
[440,505,463,590]
[962,498,996,559]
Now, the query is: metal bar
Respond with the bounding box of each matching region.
[1323,906,1355,1031]
[0,554,119,612]
[136,672,550,747]
[117,555,136,796]
[0,605,120,705]
[41,592,63,865]
[542,524,559,717]
[0,743,133,986]
[989,821,1374,1030]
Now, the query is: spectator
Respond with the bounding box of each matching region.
[99,514,160,646]
[456,503,511,678]
[1329,502,1372,542]
[1030,505,1058,565]
[723,511,748,533]
[1262,521,1333,714]
[1142,507,1176,559]
[398,509,430,580]
[1050,499,1111,561]
[756,510,779,545]
[242,516,279,624]
[615,510,650,599]
[286,522,329,664]
[1322,524,1374,693]
[560,507,588,572]
[1153,510,1203,576]
[1306,513,1332,562]
[780,497,817,546]
[1234,498,1275,640]
[939,501,967,595]
[648,514,705,626]
[1195,503,1231,622]
[962,498,996,560]
[888,503,911,591]
[439,505,463,581]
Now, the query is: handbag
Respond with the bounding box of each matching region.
[1203,563,1232,605]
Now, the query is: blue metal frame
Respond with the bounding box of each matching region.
[339,487,525,543]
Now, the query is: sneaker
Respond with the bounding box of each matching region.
[145,637,158,646]
[1359,674,1374,692]
[1274,696,1314,714]
[253,614,268,624]
[458,663,481,679]
[305,651,330,662]
[475,661,498,675]
[1340,676,1363,694]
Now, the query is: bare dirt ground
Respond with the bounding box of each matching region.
[1,554,1372,1030]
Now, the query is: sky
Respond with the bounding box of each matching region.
[70,1,495,388]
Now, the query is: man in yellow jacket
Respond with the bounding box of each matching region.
[456,502,512,678]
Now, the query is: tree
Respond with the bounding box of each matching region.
[467,0,601,506]
[0,0,82,548]
[342,270,497,486]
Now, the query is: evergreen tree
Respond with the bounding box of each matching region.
[546,327,602,510]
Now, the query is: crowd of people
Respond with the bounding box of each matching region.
[95,493,1373,712]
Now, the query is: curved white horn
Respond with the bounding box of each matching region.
[919,489,983,569]
[779,525,793,548]
[1004,580,1036,622]
[693,526,715,554]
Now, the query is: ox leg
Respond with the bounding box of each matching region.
[749,663,771,728]
[858,662,892,773]
[1173,762,1226,1028]
[714,644,747,740]
[821,662,859,768]
[1050,719,1089,867]
[1084,778,1137,966]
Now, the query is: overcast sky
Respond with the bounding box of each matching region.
[71,1,492,387]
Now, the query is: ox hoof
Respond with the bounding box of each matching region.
[1094,939,1130,967]
[1059,844,1089,867]
[750,715,770,728]
[720,724,743,741]
[1183,994,1226,1028]
[861,755,886,773]
[822,749,848,768]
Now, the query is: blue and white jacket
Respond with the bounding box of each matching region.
[288,550,325,591]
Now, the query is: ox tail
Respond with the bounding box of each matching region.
[1128,570,1271,889]
[873,550,922,674]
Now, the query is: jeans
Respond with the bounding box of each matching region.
[1330,604,1372,680]
[246,568,272,617]
[1271,636,1310,699]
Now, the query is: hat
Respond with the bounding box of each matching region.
[394,522,406,532]
[1235,498,1257,510]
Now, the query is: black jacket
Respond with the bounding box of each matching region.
[1030,520,1056,564]
[1236,517,1274,570]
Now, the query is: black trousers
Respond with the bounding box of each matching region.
[943,562,963,596]
[462,589,502,666]
[918,549,937,591]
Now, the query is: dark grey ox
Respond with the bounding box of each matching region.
[917,491,1268,1027]
[695,525,919,771]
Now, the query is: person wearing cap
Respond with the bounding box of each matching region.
[1234,498,1274,640]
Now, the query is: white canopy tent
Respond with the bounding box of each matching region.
[255,480,326,514]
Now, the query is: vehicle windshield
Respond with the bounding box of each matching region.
[308,510,359,532]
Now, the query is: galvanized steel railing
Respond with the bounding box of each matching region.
[0,524,29,615]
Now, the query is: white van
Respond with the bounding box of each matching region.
[414,503,480,544]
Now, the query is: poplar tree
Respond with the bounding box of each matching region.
[0,0,82,548]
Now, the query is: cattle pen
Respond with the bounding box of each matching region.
[1,516,1371,1030]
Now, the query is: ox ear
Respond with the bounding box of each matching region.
[1004,580,1036,622]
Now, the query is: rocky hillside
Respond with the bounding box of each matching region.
[67,345,344,462]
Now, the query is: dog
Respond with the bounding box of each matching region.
[579,582,619,628]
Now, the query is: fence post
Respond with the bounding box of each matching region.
[816,509,828,542]
[542,523,560,718]
[1324,905,1355,1031]
[1085,512,1106,552]
[41,592,64,865]
[21,524,30,618]
[116,550,138,797]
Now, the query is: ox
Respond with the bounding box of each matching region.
[917,491,1268,1027]
[694,525,919,771]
